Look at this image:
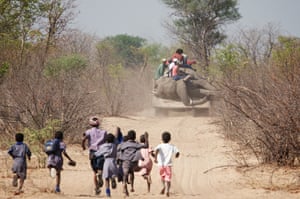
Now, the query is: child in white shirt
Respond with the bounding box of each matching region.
[154,131,179,197]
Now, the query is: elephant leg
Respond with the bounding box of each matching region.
[176,80,191,106]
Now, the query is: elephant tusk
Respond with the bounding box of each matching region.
[189,96,209,106]
[189,98,193,105]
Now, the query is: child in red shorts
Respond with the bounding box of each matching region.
[154,131,180,197]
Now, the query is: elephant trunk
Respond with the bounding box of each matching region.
[190,79,216,91]
[199,89,218,96]
[177,80,211,106]
[176,80,191,106]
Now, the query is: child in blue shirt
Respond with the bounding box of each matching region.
[47,131,75,193]
[8,133,31,195]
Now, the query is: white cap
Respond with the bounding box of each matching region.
[162,58,167,62]
[89,116,99,126]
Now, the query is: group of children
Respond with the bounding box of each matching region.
[7,116,180,197]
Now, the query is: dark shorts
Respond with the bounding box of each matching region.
[90,150,104,172]
[122,160,139,176]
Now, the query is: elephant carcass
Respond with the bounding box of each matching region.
[153,75,215,106]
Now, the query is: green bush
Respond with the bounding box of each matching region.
[23,119,62,168]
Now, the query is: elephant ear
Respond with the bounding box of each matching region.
[156,77,177,99]
[183,68,216,91]
[176,79,190,106]
[181,68,197,78]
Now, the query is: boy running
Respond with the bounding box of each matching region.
[8,133,31,195]
[47,131,75,193]
[95,133,118,197]
[82,116,107,195]
[154,131,180,197]
[136,133,154,193]
[118,130,148,196]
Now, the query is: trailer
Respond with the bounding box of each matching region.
[152,95,211,117]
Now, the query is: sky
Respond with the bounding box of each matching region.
[73,0,300,45]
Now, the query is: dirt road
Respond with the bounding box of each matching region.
[1,114,300,198]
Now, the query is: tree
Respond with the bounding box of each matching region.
[0,0,83,140]
[0,0,41,70]
[94,35,168,116]
[227,23,279,67]
[43,54,92,133]
[38,0,76,55]
[0,0,39,40]
[212,24,279,77]
[0,0,76,75]
[161,0,240,70]
[103,34,146,68]
[216,33,300,166]
[95,39,129,116]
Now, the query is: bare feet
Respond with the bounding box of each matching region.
[126,176,130,184]
[111,178,117,189]
[94,187,101,195]
[147,175,152,184]
[14,190,23,195]
[12,175,18,187]
[123,189,129,196]
[123,185,129,196]
[143,174,148,180]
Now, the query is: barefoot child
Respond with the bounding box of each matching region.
[154,131,180,197]
[116,135,128,183]
[8,133,32,195]
[118,130,148,196]
[94,133,118,197]
[47,131,75,193]
[82,116,107,195]
[136,133,154,193]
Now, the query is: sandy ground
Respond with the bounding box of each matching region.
[1,112,300,199]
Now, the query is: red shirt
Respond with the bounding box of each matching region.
[171,53,183,63]
[172,64,179,76]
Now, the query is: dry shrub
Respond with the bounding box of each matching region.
[219,37,300,166]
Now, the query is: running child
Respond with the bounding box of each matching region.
[118,130,148,196]
[136,133,154,193]
[94,133,118,197]
[82,116,107,195]
[47,131,75,193]
[116,135,128,183]
[8,133,31,195]
[154,131,180,197]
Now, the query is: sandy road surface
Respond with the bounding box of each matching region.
[1,114,300,199]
